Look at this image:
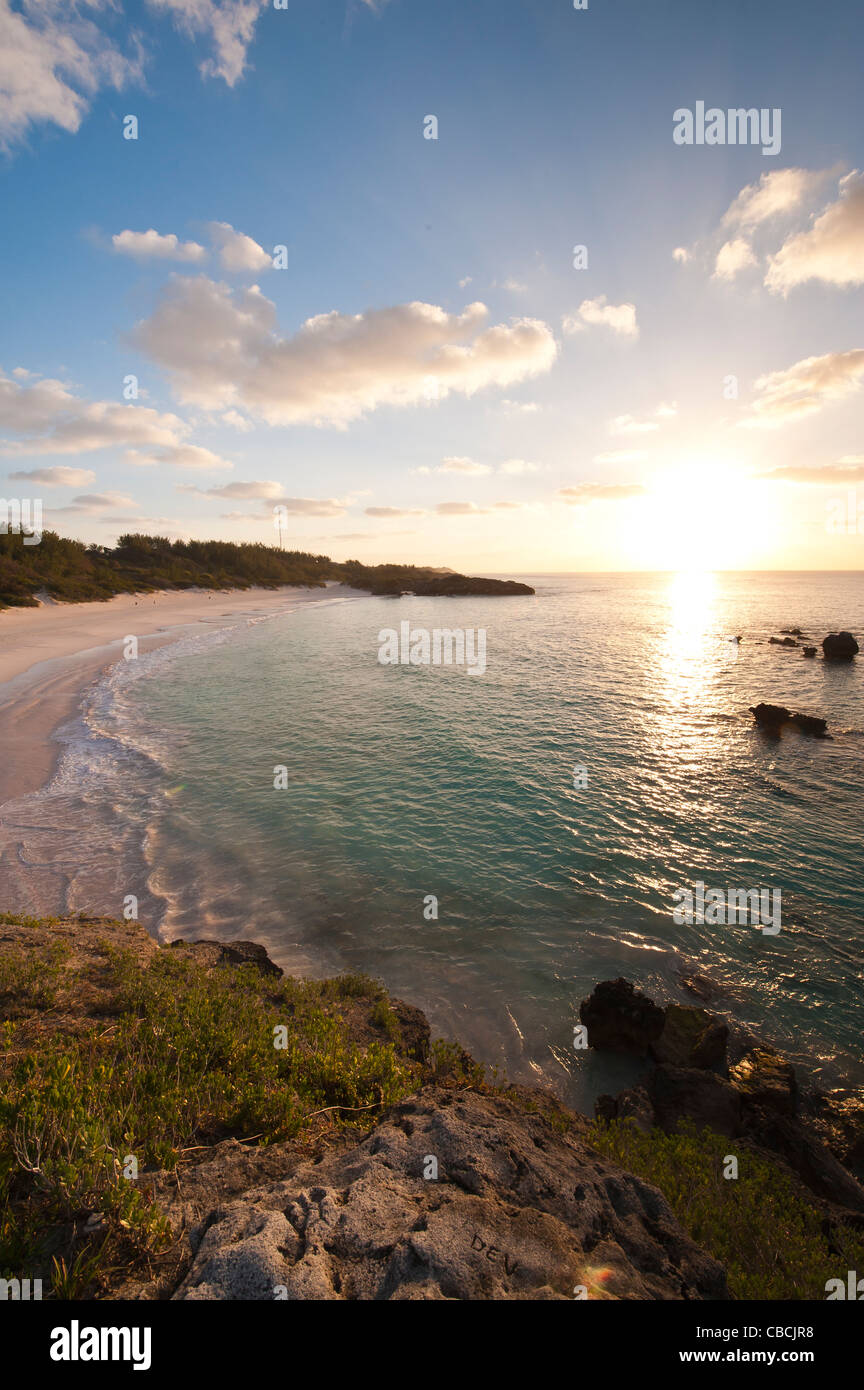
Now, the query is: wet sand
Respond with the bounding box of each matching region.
[0,586,355,807]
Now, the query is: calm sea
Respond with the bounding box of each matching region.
[3,572,863,1108]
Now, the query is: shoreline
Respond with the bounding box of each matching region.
[0,583,360,810]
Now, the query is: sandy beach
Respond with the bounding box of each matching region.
[0,585,357,808]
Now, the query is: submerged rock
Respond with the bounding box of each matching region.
[802,646,817,657]
[822,631,859,661]
[172,1086,728,1300]
[769,636,798,647]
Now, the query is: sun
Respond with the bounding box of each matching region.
[624,458,772,571]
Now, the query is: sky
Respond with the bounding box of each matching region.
[1,0,863,573]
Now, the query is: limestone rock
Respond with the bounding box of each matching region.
[172,1086,728,1301]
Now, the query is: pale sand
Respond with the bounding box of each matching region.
[0,585,360,807]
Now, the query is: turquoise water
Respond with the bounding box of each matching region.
[7,573,864,1107]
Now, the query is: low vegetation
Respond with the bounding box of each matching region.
[0,914,472,1298]
[587,1116,864,1301]
[0,530,533,609]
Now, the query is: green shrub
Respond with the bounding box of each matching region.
[587,1117,864,1300]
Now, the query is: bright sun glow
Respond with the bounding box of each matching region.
[621,458,778,571]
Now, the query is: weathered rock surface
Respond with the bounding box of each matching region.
[729,1047,797,1116]
[579,977,665,1054]
[586,981,864,1220]
[805,1089,864,1170]
[649,1066,742,1138]
[171,1086,728,1301]
[822,631,859,661]
[171,937,285,978]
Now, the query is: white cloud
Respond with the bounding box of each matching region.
[365,505,426,518]
[593,449,649,464]
[610,414,659,435]
[180,480,282,498]
[713,237,758,280]
[145,444,234,469]
[438,456,492,475]
[0,373,188,455]
[208,221,271,273]
[0,0,271,148]
[500,398,539,413]
[0,0,143,148]
[435,501,488,516]
[221,409,252,431]
[7,464,95,486]
[563,296,638,338]
[765,171,864,293]
[131,279,558,426]
[759,461,864,484]
[112,229,207,263]
[500,458,538,475]
[146,0,268,87]
[721,167,835,231]
[743,349,864,427]
[672,247,690,264]
[558,484,646,505]
[54,491,136,513]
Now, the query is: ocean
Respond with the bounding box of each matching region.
[2,572,863,1109]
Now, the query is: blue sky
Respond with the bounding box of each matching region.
[1,0,863,570]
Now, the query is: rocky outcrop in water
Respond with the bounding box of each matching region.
[585,979,864,1221]
[749,703,828,737]
[822,632,859,661]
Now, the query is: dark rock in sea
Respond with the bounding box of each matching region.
[650,1004,728,1070]
[802,646,817,657]
[790,711,829,736]
[769,636,798,647]
[729,1047,797,1116]
[751,702,792,727]
[579,977,665,1054]
[749,703,828,737]
[780,628,803,636]
[650,1066,742,1138]
[169,1085,728,1300]
[823,631,859,661]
